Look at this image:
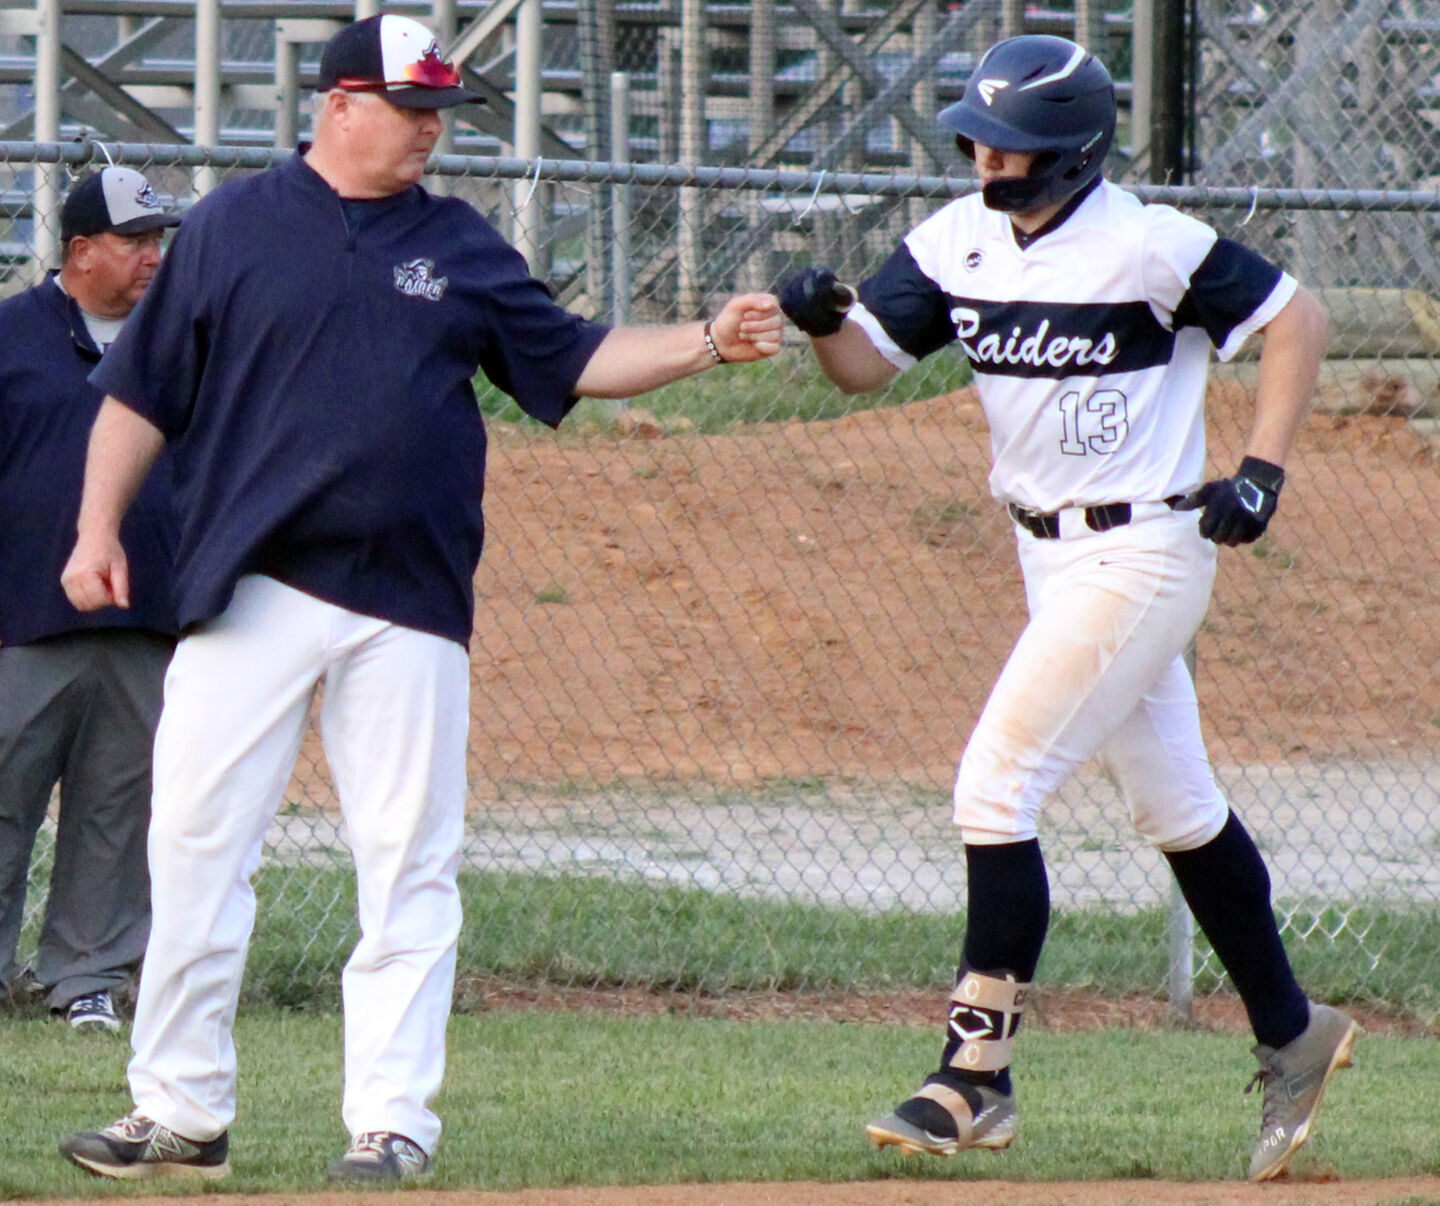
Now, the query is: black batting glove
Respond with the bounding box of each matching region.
[778,266,848,338]
[1174,456,1286,546]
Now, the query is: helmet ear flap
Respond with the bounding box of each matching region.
[1060,139,1104,184]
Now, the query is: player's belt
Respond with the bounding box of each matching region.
[1008,497,1186,540]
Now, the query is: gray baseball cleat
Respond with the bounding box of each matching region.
[866,1077,1017,1156]
[59,1113,230,1180]
[326,1131,431,1182]
[1247,1002,1360,1181]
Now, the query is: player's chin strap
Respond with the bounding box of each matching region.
[945,969,1031,1073]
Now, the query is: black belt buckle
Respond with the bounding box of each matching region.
[1008,503,1061,539]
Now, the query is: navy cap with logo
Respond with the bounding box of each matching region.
[60,166,181,244]
[317,14,483,109]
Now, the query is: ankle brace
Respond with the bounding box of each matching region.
[942,969,1030,1074]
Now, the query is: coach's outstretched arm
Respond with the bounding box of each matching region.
[1175,285,1330,546]
[575,293,781,398]
[777,267,898,395]
[60,397,165,612]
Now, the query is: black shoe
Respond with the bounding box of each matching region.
[326,1131,431,1182]
[60,1113,231,1180]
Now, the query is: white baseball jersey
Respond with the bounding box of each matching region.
[849,179,1296,512]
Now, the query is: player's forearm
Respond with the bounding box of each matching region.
[1245,286,1330,466]
[810,323,901,394]
[76,396,166,539]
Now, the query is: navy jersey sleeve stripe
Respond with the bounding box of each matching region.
[1172,237,1283,350]
[861,242,957,360]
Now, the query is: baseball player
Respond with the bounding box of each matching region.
[779,34,1354,1183]
[56,14,780,1184]
[0,167,179,1033]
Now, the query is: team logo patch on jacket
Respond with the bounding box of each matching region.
[393,258,448,301]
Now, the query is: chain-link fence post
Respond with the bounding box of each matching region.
[510,0,544,270]
[609,72,632,330]
[193,0,221,197]
[30,0,62,282]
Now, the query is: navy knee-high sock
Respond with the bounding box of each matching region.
[961,838,1050,979]
[938,839,1050,1095]
[1164,810,1310,1049]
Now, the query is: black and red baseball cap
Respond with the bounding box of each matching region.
[60,167,181,244]
[317,14,483,110]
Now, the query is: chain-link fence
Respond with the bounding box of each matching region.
[5,137,1438,1018]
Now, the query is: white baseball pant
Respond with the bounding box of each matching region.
[955,508,1229,852]
[128,575,469,1153]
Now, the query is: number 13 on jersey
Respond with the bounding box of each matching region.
[1058,388,1129,456]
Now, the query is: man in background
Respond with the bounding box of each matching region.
[0,166,179,1033]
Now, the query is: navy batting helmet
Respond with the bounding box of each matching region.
[939,35,1116,214]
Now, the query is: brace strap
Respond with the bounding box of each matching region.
[945,971,1031,1073]
[915,1082,980,1146]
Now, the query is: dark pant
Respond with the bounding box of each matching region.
[0,630,173,1009]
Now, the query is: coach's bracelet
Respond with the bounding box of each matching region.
[703,320,728,365]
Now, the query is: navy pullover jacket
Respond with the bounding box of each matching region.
[0,275,176,645]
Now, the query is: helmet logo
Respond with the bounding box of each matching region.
[977,78,1010,106]
[1017,45,1089,91]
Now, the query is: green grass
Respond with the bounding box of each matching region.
[230,867,1440,1024]
[476,350,973,433]
[3,1009,1438,1197]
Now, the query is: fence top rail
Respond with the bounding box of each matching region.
[6,141,1440,213]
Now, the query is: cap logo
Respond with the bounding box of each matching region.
[134,181,161,210]
[977,78,1009,106]
[394,257,448,301]
[404,41,461,89]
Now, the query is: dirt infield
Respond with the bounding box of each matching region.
[38,1180,1440,1206]
[457,377,1439,794]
